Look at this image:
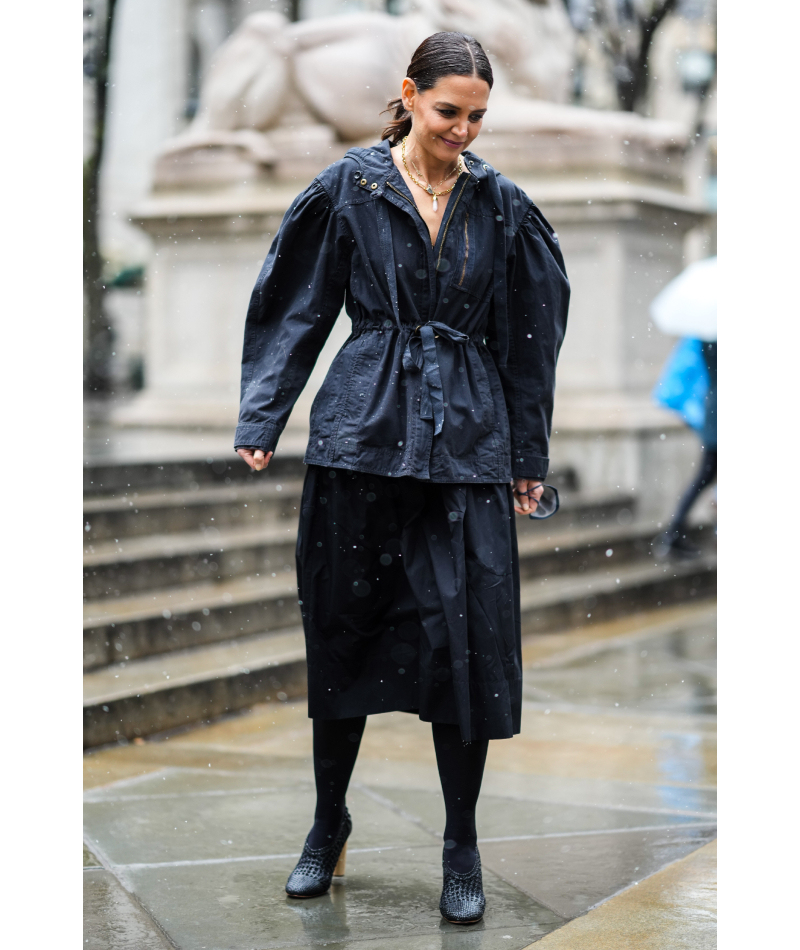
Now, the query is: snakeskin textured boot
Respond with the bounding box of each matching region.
[285,808,352,898]
[439,848,486,924]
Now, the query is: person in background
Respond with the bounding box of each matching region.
[653,340,717,559]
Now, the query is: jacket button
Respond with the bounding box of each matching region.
[360,178,367,185]
[371,183,378,189]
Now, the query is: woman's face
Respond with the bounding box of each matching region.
[401,73,490,161]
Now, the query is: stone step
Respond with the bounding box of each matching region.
[84,455,580,499]
[83,523,714,672]
[517,519,666,582]
[82,516,649,669]
[84,477,624,543]
[84,573,299,671]
[82,493,642,601]
[82,552,715,747]
[83,522,299,599]
[519,490,637,533]
[82,627,307,748]
[83,478,304,542]
[83,452,307,498]
[518,548,716,633]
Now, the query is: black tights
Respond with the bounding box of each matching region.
[309,716,366,849]
[432,721,489,872]
[668,447,717,537]
[308,716,489,873]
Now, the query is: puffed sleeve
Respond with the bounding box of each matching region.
[234,178,351,453]
[491,205,569,480]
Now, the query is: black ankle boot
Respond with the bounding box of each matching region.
[652,528,702,561]
[668,534,703,560]
[285,808,352,898]
[439,847,486,924]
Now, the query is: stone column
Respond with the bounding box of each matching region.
[101,0,191,268]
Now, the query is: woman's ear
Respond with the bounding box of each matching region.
[401,77,417,114]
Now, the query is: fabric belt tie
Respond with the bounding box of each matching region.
[403,322,470,436]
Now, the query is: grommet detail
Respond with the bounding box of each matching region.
[360,178,367,186]
[370,183,378,190]
[482,164,489,170]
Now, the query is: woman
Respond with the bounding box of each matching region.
[235,32,569,924]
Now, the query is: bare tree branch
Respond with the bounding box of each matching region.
[626,0,680,112]
[569,0,682,112]
[84,0,118,392]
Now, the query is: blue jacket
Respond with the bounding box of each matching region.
[234,139,569,482]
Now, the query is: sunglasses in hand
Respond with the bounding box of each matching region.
[514,483,560,520]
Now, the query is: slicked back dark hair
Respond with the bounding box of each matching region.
[382,32,493,146]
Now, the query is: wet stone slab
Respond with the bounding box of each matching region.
[369,786,709,841]
[477,772,716,818]
[124,845,564,950]
[352,760,717,818]
[84,781,435,867]
[531,839,717,949]
[523,621,716,716]
[84,867,172,950]
[480,825,717,920]
[84,764,314,802]
[84,741,314,791]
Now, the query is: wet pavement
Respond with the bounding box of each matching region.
[84,602,716,949]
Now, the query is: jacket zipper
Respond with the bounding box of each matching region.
[436,176,469,272]
[387,182,416,209]
[458,212,470,286]
[387,178,469,269]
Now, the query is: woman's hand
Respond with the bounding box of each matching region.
[512,478,543,516]
[237,448,273,473]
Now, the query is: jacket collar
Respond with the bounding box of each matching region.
[346,138,491,183]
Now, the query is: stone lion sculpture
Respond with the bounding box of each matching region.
[155,0,681,186]
[155,0,578,179]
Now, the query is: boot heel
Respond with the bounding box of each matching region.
[332,841,347,881]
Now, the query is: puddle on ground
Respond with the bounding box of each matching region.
[523,621,716,716]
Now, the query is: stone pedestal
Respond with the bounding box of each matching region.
[116,185,297,428]
[526,178,710,521]
[116,178,357,437]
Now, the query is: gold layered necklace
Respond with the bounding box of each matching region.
[401,136,463,212]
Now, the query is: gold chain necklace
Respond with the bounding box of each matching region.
[402,136,463,212]
[410,155,456,190]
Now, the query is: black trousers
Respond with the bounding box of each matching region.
[296,466,523,742]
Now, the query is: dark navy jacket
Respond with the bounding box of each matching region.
[234,139,569,482]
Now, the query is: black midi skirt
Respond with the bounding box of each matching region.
[296,466,523,741]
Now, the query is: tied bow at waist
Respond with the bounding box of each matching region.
[402,322,471,436]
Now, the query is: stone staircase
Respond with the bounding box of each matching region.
[83,455,716,747]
